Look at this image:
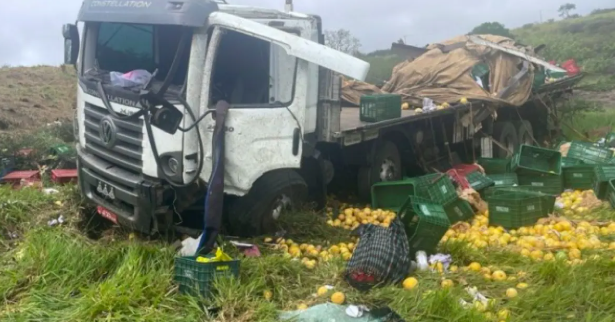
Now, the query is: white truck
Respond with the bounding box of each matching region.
[63,0,581,237]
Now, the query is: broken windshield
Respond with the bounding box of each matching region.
[87,22,191,93]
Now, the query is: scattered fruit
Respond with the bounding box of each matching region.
[506,288,518,298]
[468,262,482,272]
[297,304,308,310]
[263,290,272,300]
[497,309,510,319]
[331,292,345,304]
[441,279,454,288]
[317,286,329,297]
[403,277,419,290]
[517,282,529,289]
[492,270,507,281]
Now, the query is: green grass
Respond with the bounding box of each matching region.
[513,10,615,91]
[4,184,615,321]
[559,99,615,140]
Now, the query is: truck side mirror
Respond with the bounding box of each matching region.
[62,23,80,66]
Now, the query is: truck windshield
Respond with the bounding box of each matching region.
[91,22,191,90]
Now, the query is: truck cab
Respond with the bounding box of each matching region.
[64,0,369,235]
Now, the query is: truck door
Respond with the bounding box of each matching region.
[198,13,369,196]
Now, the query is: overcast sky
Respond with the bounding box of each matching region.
[0,0,611,66]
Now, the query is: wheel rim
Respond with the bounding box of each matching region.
[271,193,292,221]
[379,159,397,181]
[503,137,515,158]
[522,134,532,146]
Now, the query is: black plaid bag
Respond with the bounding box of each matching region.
[344,217,411,291]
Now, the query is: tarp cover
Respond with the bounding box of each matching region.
[343,35,537,107]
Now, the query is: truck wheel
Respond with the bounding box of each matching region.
[492,122,518,158]
[357,141,402,200]
[514,120,534,147]
[226,170,308,237]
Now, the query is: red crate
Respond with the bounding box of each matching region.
[446,169,470,190]
[1,170,41,186]
[451,164,482,176]
[51,169,78,184]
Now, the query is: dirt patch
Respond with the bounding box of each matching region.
[0,65,76,131]
[576,90,615,107]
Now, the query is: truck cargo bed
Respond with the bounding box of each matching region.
[340,107,417,132]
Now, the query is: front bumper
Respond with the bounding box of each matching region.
[77,146,167,233]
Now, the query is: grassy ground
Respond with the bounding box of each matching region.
[3,180,615,321]
[513,10,615,92]
[0,65,75,131]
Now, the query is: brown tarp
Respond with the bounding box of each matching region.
[341,79,384,106]
[344,34,537,107]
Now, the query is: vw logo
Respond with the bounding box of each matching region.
[99,116,117,148]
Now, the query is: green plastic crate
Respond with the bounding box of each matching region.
[518,174,564,196]
[608,179,615,209]
[487,173,518,186]
[477,158,511,174]
[561,157,583,168]
[511,145,562,175]
[466,171,495,191]
[483,186,556,214]
[485,189,548,229]
[371,179,416,212]
[593,165,615,199]
[563,164,595,190]
[443,198,475,224]
[415,174,457,205]
[174,256,240,297]
[359,94,402,123]
[567,141,613,165]
[398,196,451,254]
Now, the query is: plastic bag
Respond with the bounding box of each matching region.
[195,247,232,263]
[110,69,152,88]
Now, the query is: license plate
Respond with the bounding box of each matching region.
[97,206,118,224]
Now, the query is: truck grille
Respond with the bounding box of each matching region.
[83,103,143,173]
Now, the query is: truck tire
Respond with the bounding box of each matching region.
[357,141,402,200]
[226,170,308,237]
[492,122,518,158]
[514,120,534,147]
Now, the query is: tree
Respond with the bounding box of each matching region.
[469,22,513,38]
[324,29,361,55]
[558,3,577,18]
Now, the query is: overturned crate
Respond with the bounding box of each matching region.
[511,145,562,175]
[371,179,416,212]
[398,196,451,255]
[593,165,615,200]
[484,188,551,229]
[517,173,564,196]
[477,158,511,174]
[567,141,613,165]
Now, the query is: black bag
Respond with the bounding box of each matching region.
[344,218,411,291]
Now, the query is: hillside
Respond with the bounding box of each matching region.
[361,9,615,89]
[0,66,75,131]
[513,9,615,91]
